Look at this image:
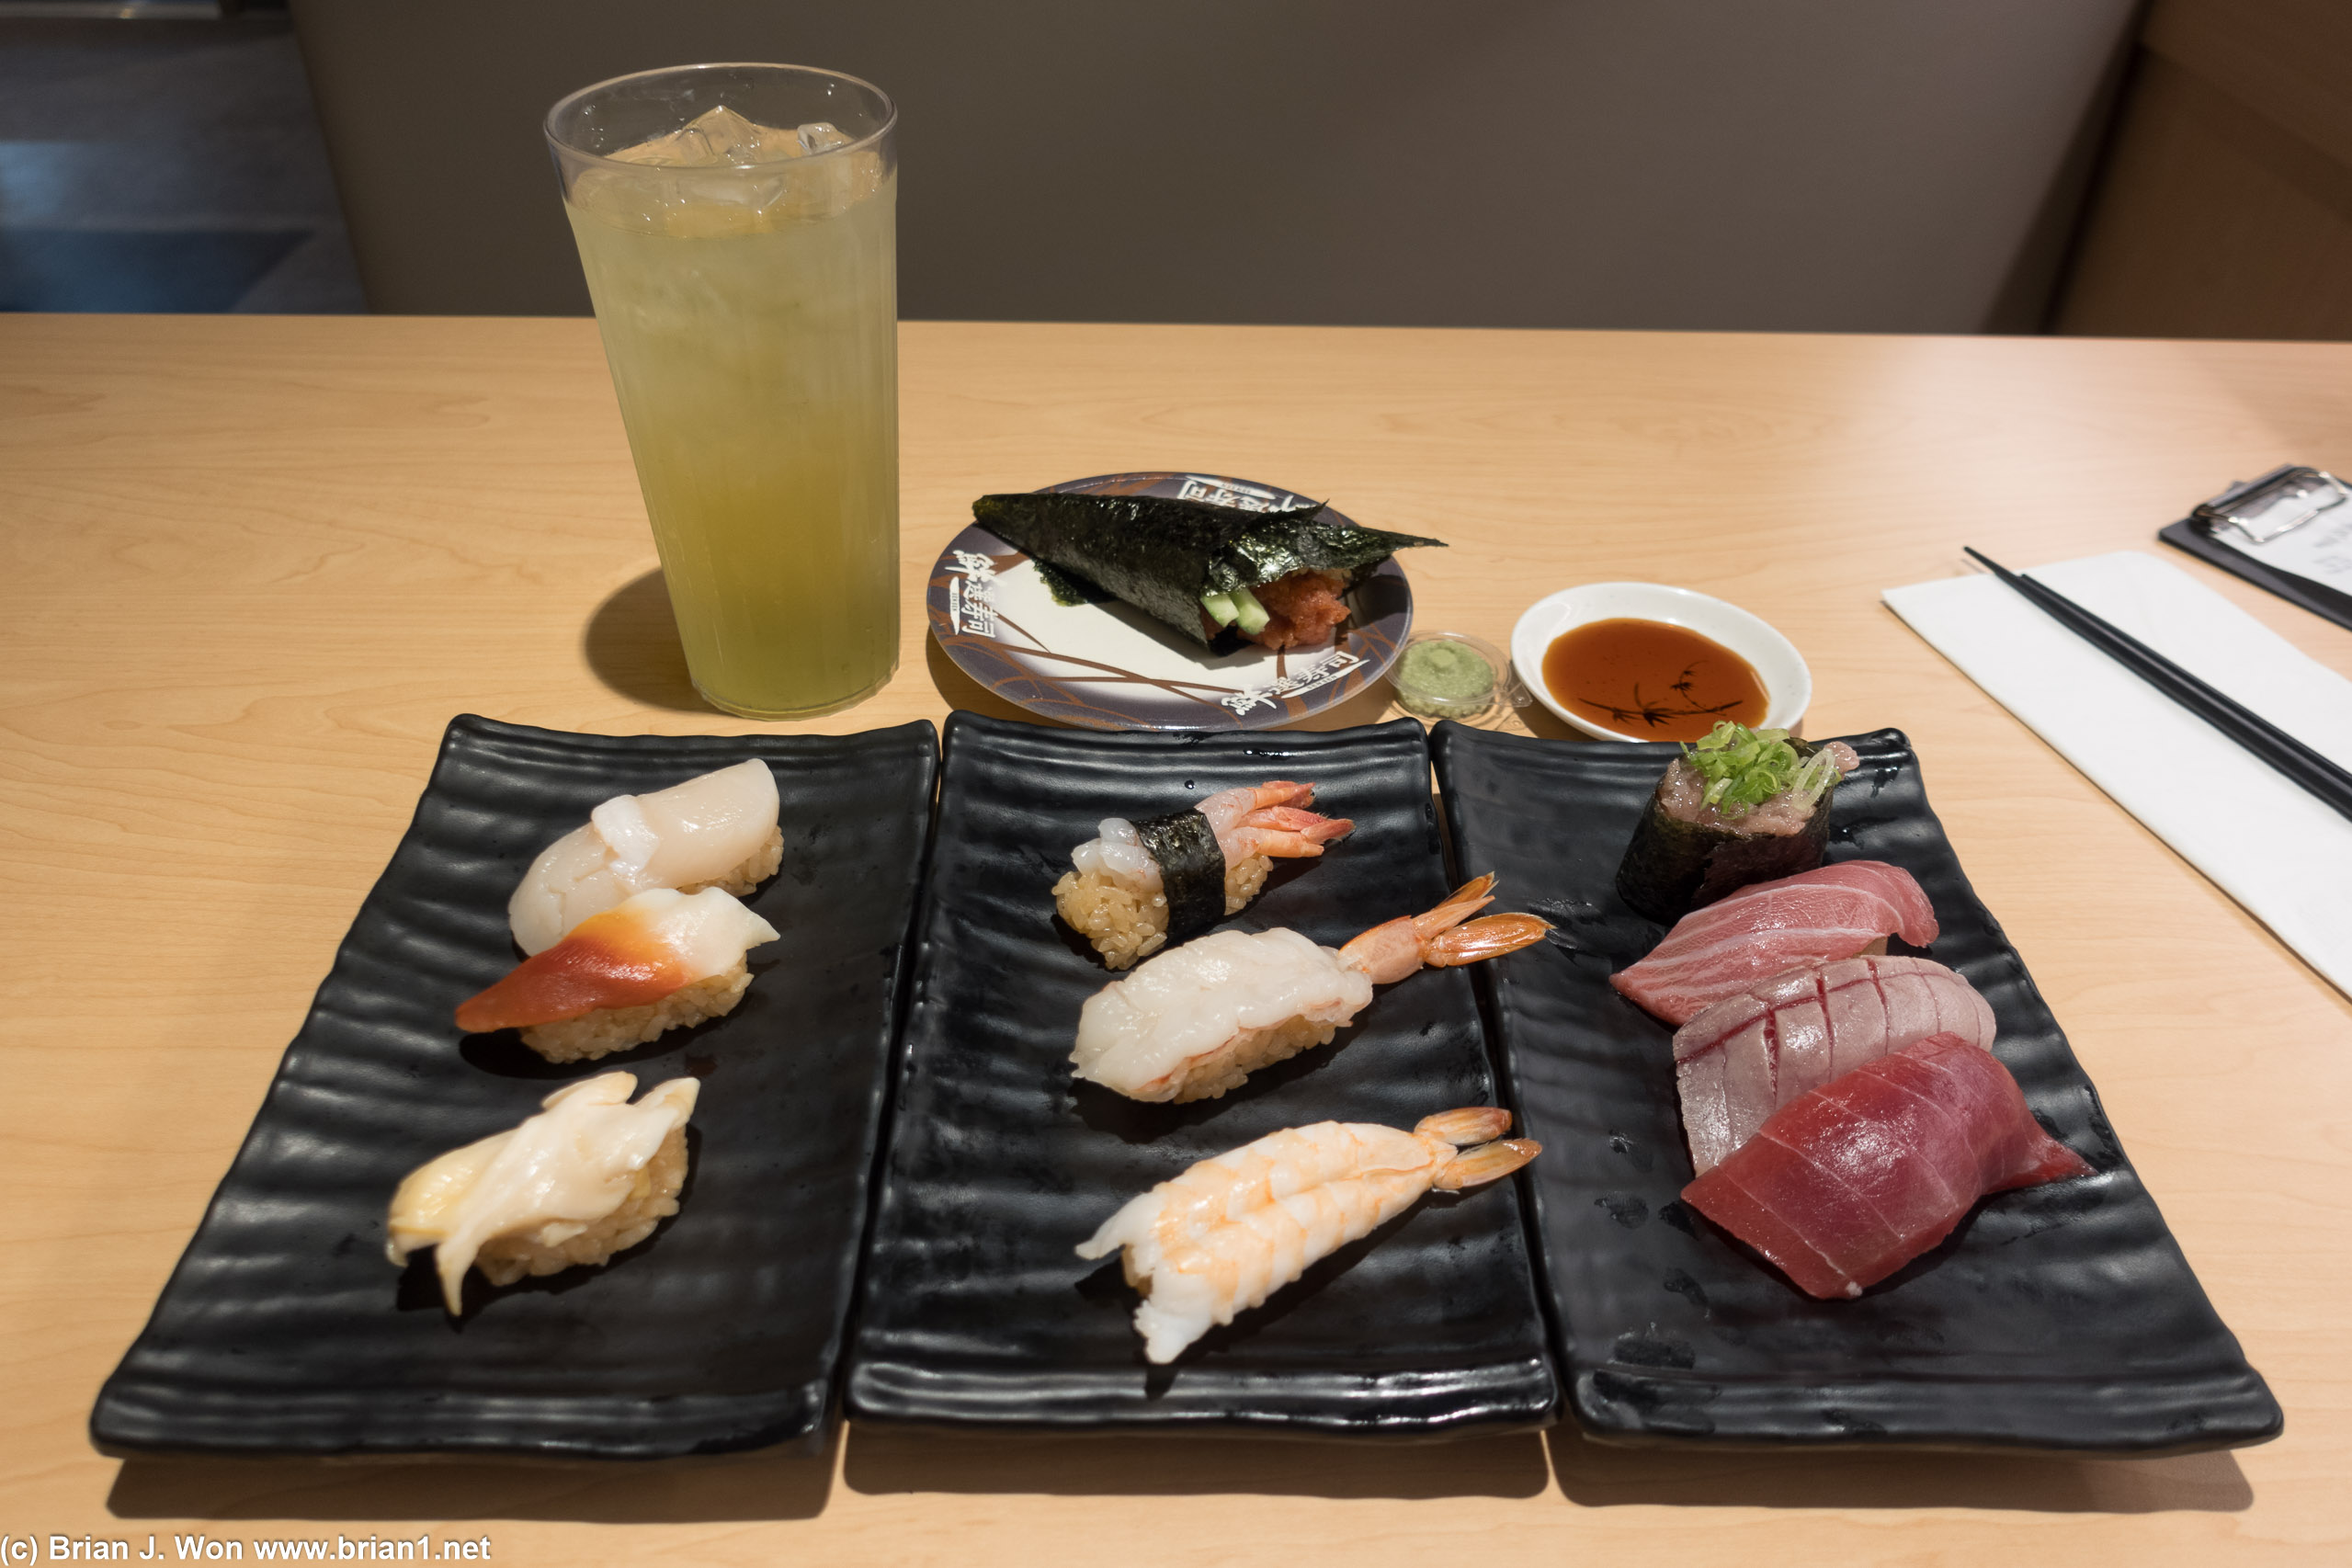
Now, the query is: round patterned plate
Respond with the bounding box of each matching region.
[926,471,1415,731]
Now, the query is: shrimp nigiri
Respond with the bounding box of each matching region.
[458,886,778,1062]
[510,759,781,956]
[1071,873,1549,1102]
[1077,1108,1540,1363]
[387,1071,699,1313]
[1053,779,1354,970]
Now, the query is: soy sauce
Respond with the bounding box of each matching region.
[1542,618,1767,741]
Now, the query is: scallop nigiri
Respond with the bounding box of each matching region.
[387,1071,699,1313]
[1077,1108,1540,1363]
[458,886,779,1062]
[1053,780,1354,970]
[510,759,781,955]
[1071,873,1549,1102]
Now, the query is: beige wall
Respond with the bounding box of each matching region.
[2058,0,2352,340]
[296,0,2139,331]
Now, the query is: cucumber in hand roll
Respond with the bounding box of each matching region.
[1615,722,1861,923]
[972,491,1444,651]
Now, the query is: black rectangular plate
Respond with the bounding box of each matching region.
[1432,722,2281,1454]
[92,715,939,1460]
[846,713,1558,1437]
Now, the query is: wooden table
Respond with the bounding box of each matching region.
[3,316,2346,1566]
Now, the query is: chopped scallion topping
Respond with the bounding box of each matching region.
[1681,721,1841,812]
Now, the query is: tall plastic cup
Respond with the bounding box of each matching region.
[546,63,898,720]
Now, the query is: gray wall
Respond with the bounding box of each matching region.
[293,0,2139,332]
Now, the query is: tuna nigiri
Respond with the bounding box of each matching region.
[1071,873,1549,1102]
[387,1071,699,1313]
[1683,1032,2091,1299]
[509,759,781,956]
[1054,780,1355,970]
[458,886,779,1062]
[1673,954,1995,1175]
[1077,1108,1540,1362]
[1611,860,1939,1024]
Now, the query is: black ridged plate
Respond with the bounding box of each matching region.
[92,715,938,1460]
[846,713,1558,1436]
[1432,722,2281,1454]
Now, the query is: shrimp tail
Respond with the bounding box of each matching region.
[1415,1107,1515,1145]
[1434,1138,1543,1190]
[1425,912,1552,968]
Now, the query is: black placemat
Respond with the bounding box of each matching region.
[846,713,1557,1436]
[92,715,938,1460]
[1433,721,2280,1454]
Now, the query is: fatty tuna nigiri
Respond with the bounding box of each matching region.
[1683,1032,2091,1300]
[458,886,779,1062]
[1674,954,1994,1175]
[1611,859,1938,1025]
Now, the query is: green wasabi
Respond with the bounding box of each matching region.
[1394,639,1496,716]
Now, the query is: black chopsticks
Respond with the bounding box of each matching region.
[1964,547,2352,824]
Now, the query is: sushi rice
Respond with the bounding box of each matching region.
[1052,855,1271,971]
[520,960,755,1063]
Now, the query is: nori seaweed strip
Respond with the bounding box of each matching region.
[1133,807,1225,940]
[1614,741,1840,923]
[972,492,1443,647]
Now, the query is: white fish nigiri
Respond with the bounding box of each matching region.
[1077,1108,1540,1363]
[510,759,781,955]
[1071,874,1550,1102]
[458,886,780,1062]
[387,1072,699,1313]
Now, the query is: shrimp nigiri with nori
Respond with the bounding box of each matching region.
[1054,779,1355,970]
[1071,873,1549,1102]
[1077,1108,1540,1362]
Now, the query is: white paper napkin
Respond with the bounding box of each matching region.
[1883,551,2352,996]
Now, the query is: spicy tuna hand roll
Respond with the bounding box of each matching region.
[971,491,1444,651]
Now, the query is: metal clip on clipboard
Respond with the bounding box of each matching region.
[2161,463,2352,632]
[2191,464,2350,544]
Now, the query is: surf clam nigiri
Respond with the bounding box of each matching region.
[1077,1108,1540,1363]
[1072,873,1549,1102]
[509,758,781,956]
[458,886,779,1062]
[387,1071,699,1313]
[1683,1032,2091,1300]
[1053,780,1355,970]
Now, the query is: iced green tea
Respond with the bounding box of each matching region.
[549,69,899,720]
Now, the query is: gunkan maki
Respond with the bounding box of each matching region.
[971,491,1443,651]
[1614,722,1861,924]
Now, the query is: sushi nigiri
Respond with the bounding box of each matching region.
[1683,1032,2091,1299]
[510,759,781,956]
[1615,723,1861,924]
[457,886,779,1062]
[1611,859,1939,1024]
[972,490,1445,652]
[1077,1108,1540,1362]
[1674,954,1995,1175]
[386,1071,699,1313]
[1053,779,1355,970]
[1072,873,1549,1102]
